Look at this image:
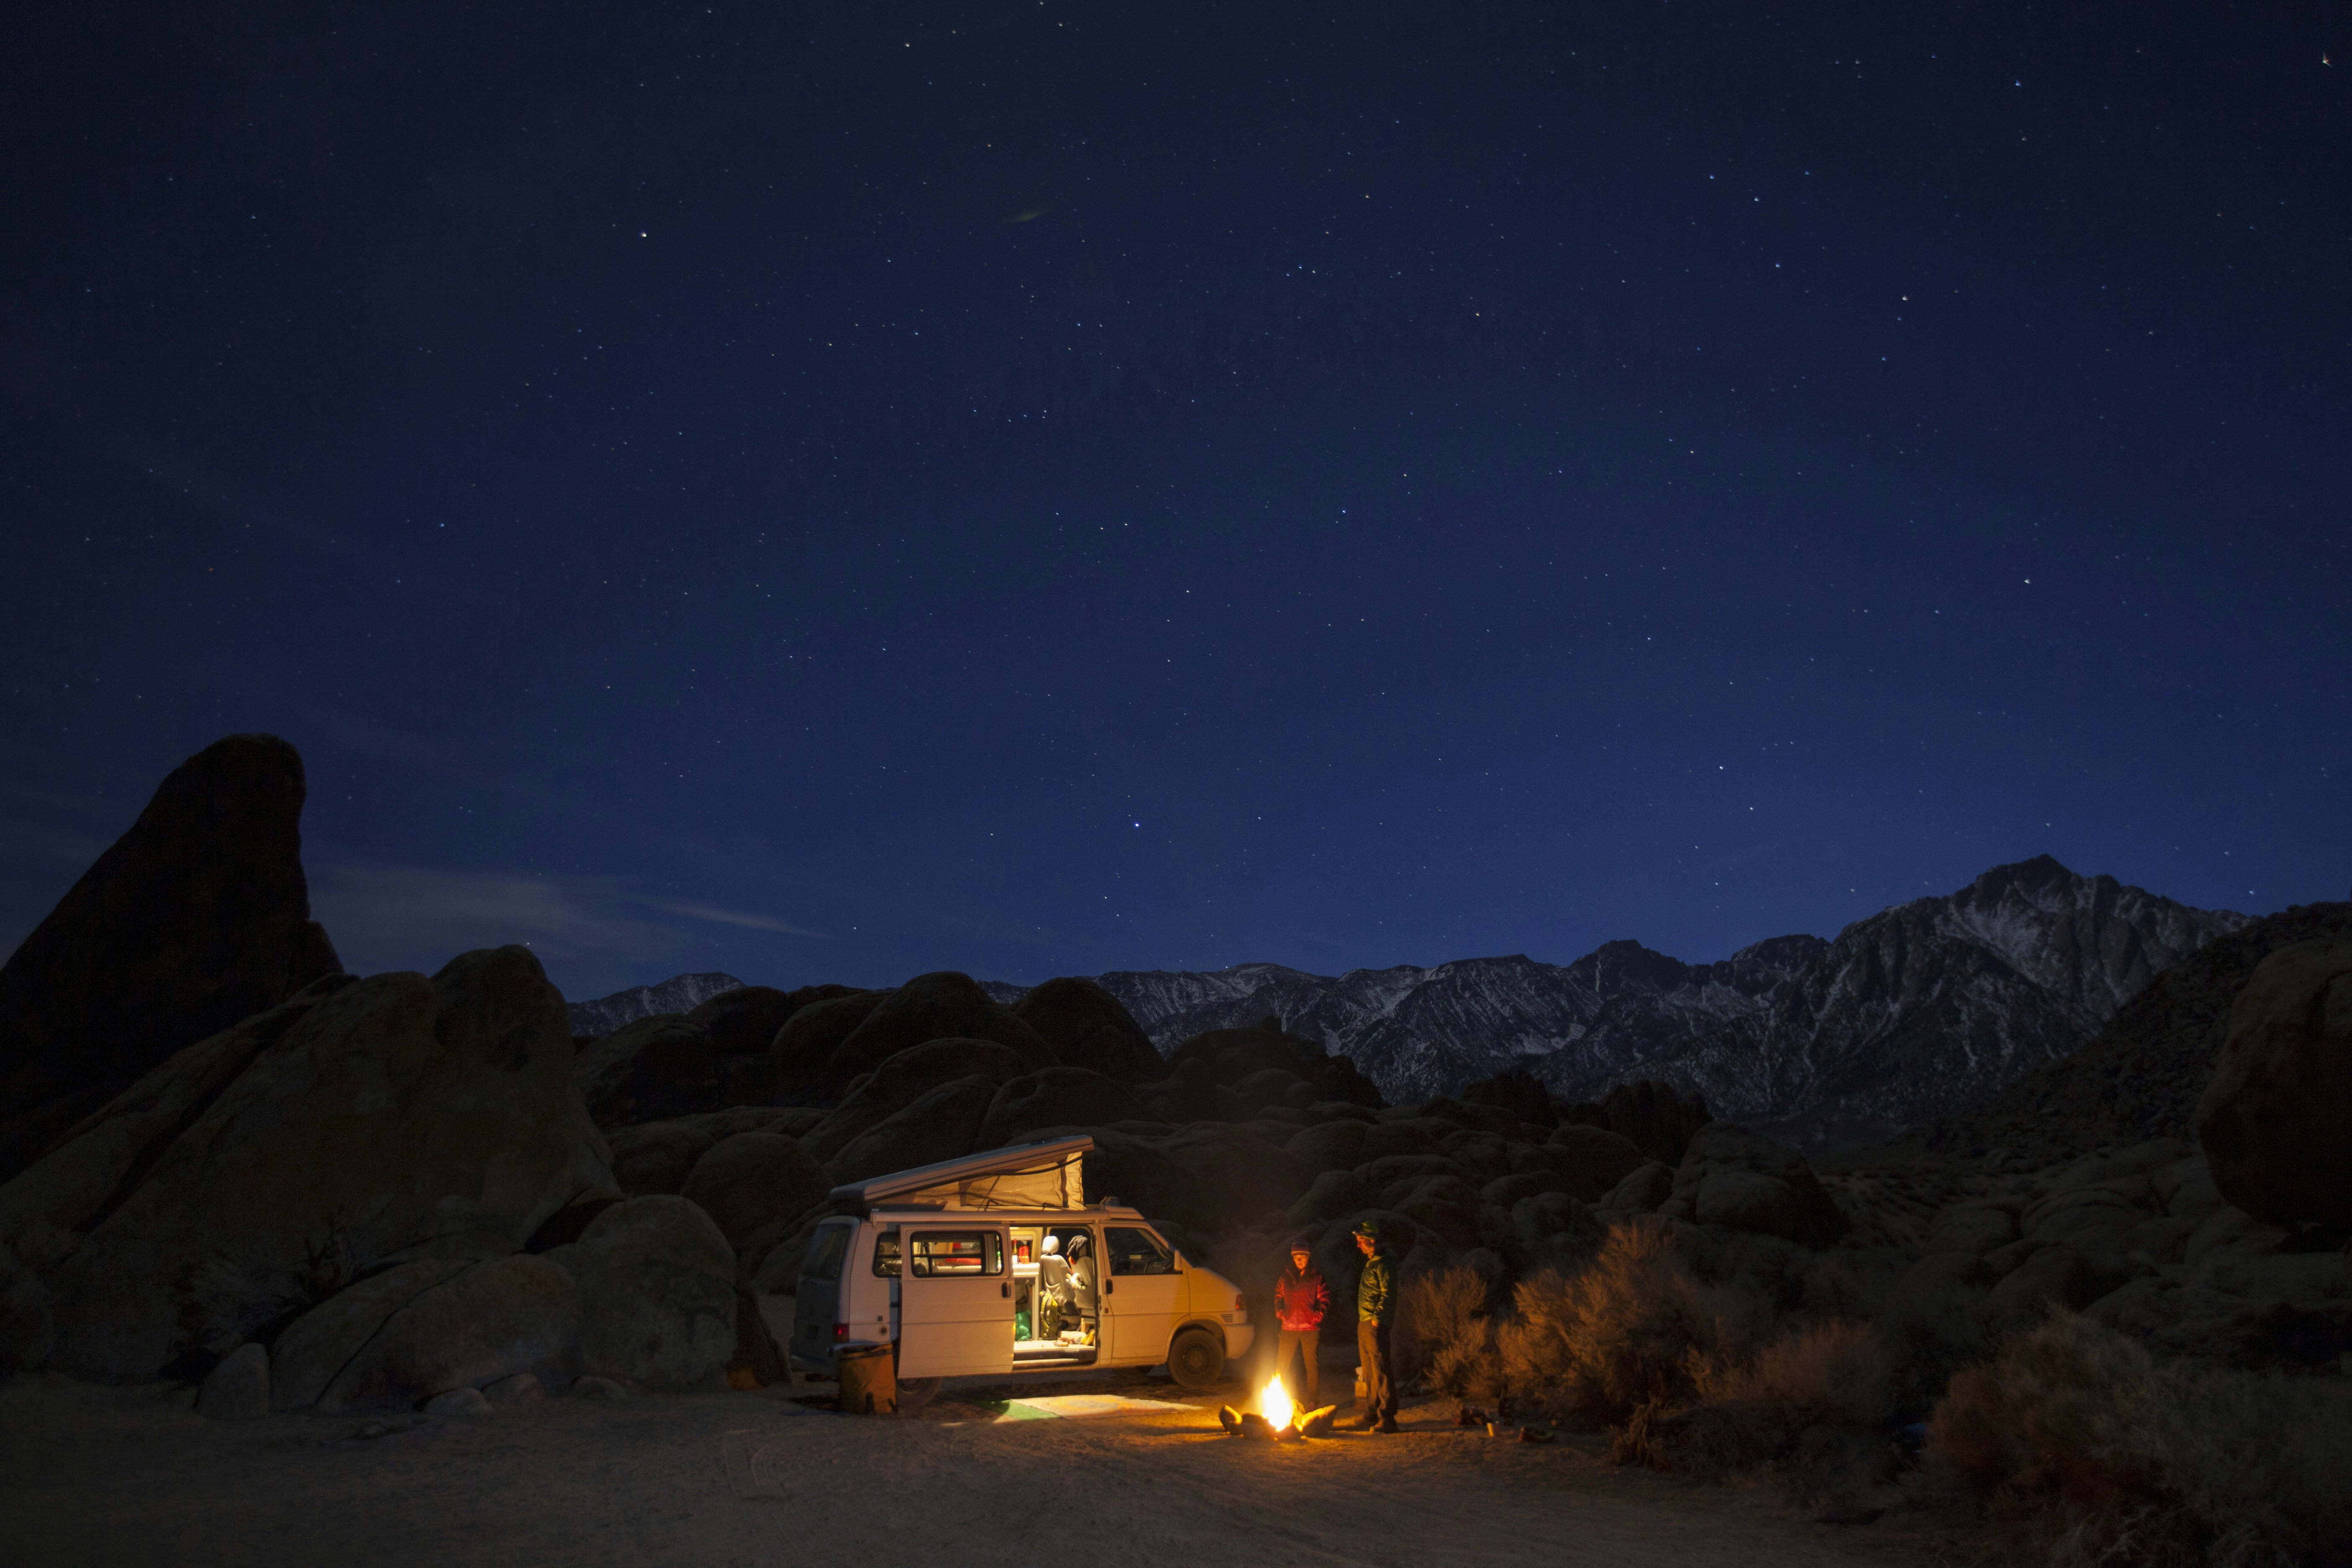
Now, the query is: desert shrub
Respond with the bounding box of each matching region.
[1707,1319,1894,1429]
[1930,1312,2352,1567]
[1397,1263,1498,1399]
[1497,1217,1758,1421]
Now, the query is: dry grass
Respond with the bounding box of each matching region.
[1397,1264,1497,1399]
[1930,1312,2352,1567]
[1496,1217,1759,1421]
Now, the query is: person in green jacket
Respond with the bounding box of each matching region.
[1349,1219,1398,1432]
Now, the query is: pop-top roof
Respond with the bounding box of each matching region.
[827,1134,1093,1214]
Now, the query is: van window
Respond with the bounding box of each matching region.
[1106,1227,1174,1276]
[800,1225,849,1283]
[872,1233,901,1277]
[909,1231,1004,1278]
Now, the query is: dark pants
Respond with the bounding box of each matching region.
[1274,1328,1319,1405]
[1356,1317,1395,1423]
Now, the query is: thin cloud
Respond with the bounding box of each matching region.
[637,897,832,940]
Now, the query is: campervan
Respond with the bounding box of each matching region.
[789,1135,1253,1406]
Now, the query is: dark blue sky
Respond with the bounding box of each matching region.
[4,2,2346,1000]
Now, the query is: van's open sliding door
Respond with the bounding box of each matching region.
[895,1225,1015,1378]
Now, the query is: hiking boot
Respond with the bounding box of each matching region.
[1375,1418,1399,1434]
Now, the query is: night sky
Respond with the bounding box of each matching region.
[4,3,2346,1000]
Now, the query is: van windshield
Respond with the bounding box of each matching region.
[800,1225,850,1284]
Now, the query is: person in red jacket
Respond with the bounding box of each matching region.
[1272,1240,1331,1406]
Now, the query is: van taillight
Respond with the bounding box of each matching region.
[833,1323,849,1342]
[1235,1293,1247,1312]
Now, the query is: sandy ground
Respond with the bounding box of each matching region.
[0,1366,1981,1568]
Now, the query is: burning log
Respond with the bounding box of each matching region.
[1297,1404,1337,1439]
[1218,1404,1242,1435]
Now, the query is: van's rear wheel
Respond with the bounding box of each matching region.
[895,1376,941,1410]
[1167,1329,1225,1390]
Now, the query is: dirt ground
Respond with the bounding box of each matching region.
[0,1366,1983,1568]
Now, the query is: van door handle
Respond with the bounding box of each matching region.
[1001,1282,1010,1298]
[1105,1279,1114,1295]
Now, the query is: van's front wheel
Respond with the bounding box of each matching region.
[1167,1329,1225,1390]
[895,1376,941,1409]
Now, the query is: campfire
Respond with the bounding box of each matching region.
[1220,1375,1335,1441]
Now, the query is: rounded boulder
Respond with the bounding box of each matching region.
[2193,939,2352,1230]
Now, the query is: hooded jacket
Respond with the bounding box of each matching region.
[1274,1264,1330,1332]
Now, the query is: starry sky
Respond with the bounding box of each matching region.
[3,2,2347,1001]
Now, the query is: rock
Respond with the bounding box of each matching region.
[2190,1249,2348,1305]
[823,1075,998,1186]
[1481,1171,1566,1209]
[1355,1120,1447,1163]
[1983,1245,2136,1322]
[1664,1124,1843,1246]
[1509,1192,1601,1268]
[975,1067,1149,1148]
[576,1015,719,1130]
[1595,1160,1675,1215]
[1926,1203,2019,1257]
[768,990,888,1104]
[0,1246,54,1375]
[826,973,1056,1087]
[801,1039,1030,1163]
[1436,1130,1516,1187]
[1395,1175,1483,1251]
[293,1255,584,1414]
[1285,1169,1372,1229]
[1602,1081,1712,1166]
[731,1286,787,1387]
[604,1107,801,1197]
[197,1342,270,1420]
[0,974,353,1240]
[47,947,611,1383]
[424,1387,493,1417]
[2194,939,2352,1230]
[1285,1118,1370,1174]
[0,734,343,1182]
[271,1260,470,1411]
[1234,1068,1308,1112]
[1694,1172,1800,1238]
[1459,1067,1557,1131]
[482,1371,545,1406]
[1543,1125,1649,1202]
[1011,978,1162,1083]
[1139,1058,1222,1123]
[570,1374,627,1399]
[1408,1096,1525,1140]
[562,1196,736,1389]
[678,1133,830,1251]
[687,987,800,1056]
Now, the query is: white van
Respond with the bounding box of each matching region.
[789,1135,1253,1406]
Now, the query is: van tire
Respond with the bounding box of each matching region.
[894,1376,941,1409]
[1167,1329,1225,1390]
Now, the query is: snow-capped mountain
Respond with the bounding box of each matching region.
[1084,857,2247,1139]
[568,971,745,1037]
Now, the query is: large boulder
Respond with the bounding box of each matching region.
[826,973,1057,1086]
[1661,1123,1844,1246]
[1543,1124,1649,1201]
[604,1107,805,1197]
[1285,1118,1371,1175]
[975,1068,1148,1148]
[0,734,342,1181]
[767,991,887,1104]
[1011,978,1162,1083]
[688,986,800,1104]
[276,1255,584,1413]
[801,1038,1032,1163]
[1601,1080,1712,1166]
[687,986,799,1056]
[823,1076,998,1185]
[0,974,354,1241]
[554,1196,735,1389]
[576,1015,719,1129]
[678,1133,830,1251]
[1460,1068,1557,1131]
[40,946,612,1382]
[2194,939,2352,1230]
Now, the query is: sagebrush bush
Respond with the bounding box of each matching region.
[1398,1264,1497,1400]
[1707,1319,1894,1429]
[1498,1217,1758,1421]
[1930,1312,2352,1568]
[181,1217,379,1359]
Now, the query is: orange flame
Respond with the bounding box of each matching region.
[1259,1374,1295,1432]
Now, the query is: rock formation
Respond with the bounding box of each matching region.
[0,734,341,1181]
